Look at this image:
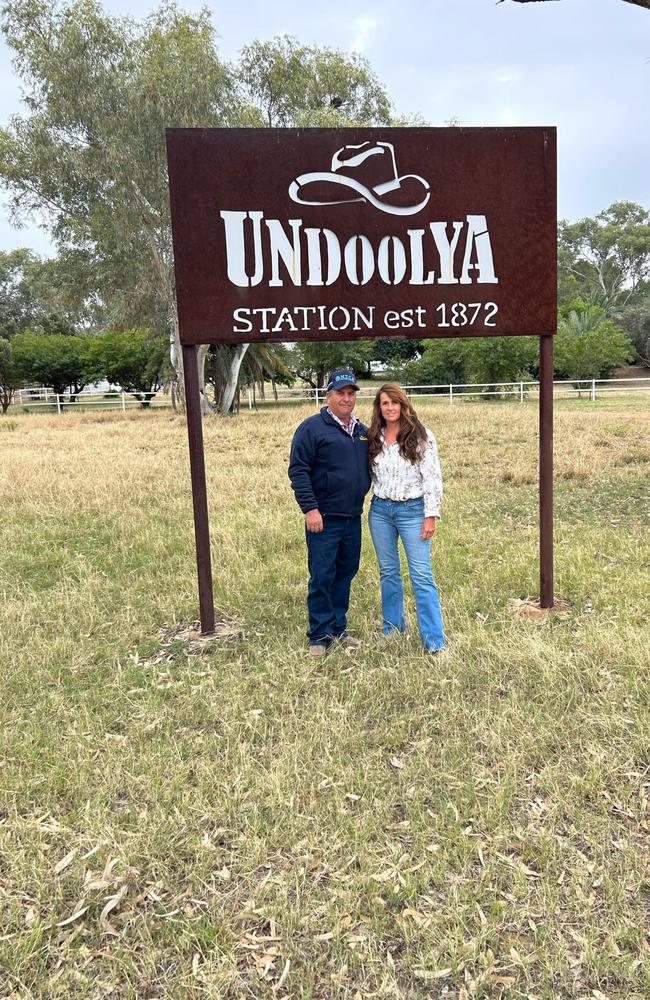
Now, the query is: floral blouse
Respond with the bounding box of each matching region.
[371,429,443,517]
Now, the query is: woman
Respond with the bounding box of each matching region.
[367,384,446,654]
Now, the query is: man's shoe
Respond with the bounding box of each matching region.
[339,634,361,648]
[309,643,328,658]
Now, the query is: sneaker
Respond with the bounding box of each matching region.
[339,634,361,648]
[309,643,328,658]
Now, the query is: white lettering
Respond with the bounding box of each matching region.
[233,307,252,333]
[378,236,407,285]
[429,221,464,284]
[344,235,375,285]
[271,307,298,333]
[266,218,302,287]
[407,229,435,285]
[220,210,264,287]
[351,306,374,331]
[221,213,499,288]
[328,306,350,331]
[304,228,341,286]
[460,215,499,285]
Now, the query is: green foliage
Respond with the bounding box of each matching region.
[0,248,82,339]
[614,295,650,366]
[0,336,20,412]
[558,201,650,310]
[11,329,90,398]
[0,4,396,408]
[400,339,467,388]
[0,0,241,358]
[86,328,168,406]
[554,304,634,381]
[373,337,424,370]
[238,35,393,127]
[462,335,538,387]
[289,339,377,388]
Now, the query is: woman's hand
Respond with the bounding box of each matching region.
[421,516,437,541]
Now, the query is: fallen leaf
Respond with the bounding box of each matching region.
[274,958,290,990]
[54,849,76,875]
[55,904,89,928]
[100,884,128,928]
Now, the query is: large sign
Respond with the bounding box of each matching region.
[166,127,556,345]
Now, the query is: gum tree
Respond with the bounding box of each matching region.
[0,5,394,414]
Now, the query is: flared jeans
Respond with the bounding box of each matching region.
[368,496,446,652]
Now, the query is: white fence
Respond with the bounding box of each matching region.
[248,376,650,408]
[7,377,650,413]
[9,388,163,412]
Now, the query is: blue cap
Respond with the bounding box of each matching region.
[326,368,360,392]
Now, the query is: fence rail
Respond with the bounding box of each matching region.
[246,377,650,408]
[9,388,163,412]
[6,377,650,414]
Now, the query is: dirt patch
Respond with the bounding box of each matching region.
[509,596,573,620]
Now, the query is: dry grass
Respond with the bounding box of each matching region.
[1,398,649,999]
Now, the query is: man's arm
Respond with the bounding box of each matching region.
[288,423,321,527]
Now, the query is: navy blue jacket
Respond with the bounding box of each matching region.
[289,408,371,517]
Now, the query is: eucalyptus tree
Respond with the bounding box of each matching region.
[0,5,395,414]
[0,248,83,338]
[558,202,650,311]
[0,0,242,412]
[0,337,19,411]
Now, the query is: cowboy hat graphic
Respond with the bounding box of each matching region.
[288,141,430,216]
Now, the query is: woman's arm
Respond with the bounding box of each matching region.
[420,430,443,522]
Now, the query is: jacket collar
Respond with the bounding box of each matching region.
[320,406,364,436]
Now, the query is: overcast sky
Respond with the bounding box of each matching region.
[1,0,648,257]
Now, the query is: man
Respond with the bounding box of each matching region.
[289,369,371,656]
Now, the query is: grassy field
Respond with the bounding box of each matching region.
[1,398,649,999]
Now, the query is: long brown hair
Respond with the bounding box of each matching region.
[367,384,428,466]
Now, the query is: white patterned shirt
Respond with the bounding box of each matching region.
[371,429,443,517]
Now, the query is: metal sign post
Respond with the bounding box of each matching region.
[181,344,215,634]
[166,127,558,632]
[539,334,554,608]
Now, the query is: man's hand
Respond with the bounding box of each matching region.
[421,516,437,540]
[305,509,324,533]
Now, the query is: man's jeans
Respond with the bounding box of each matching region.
[305,515,361,646]
[368,496,446,652]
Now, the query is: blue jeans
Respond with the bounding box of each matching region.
[368,497,446,652]
[305,515,361,646]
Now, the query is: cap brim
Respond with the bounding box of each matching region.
[327,380,360,391]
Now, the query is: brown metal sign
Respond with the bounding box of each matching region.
[166,127,556,346]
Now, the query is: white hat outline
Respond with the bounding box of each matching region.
[288,141,430,217]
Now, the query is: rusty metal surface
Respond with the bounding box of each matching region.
[181,344,215,635]
[166,127,556,345]
[539,333,554,608]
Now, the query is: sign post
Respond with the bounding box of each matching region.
[539,334,554,608]
[181,344,215,634]
[166,127,557,630]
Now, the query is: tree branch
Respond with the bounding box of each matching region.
[499,0,650,7]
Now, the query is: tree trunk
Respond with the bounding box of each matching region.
[169,308,213,416]
[218,343,249,414]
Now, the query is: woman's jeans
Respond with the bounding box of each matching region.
[368,497,446,652]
